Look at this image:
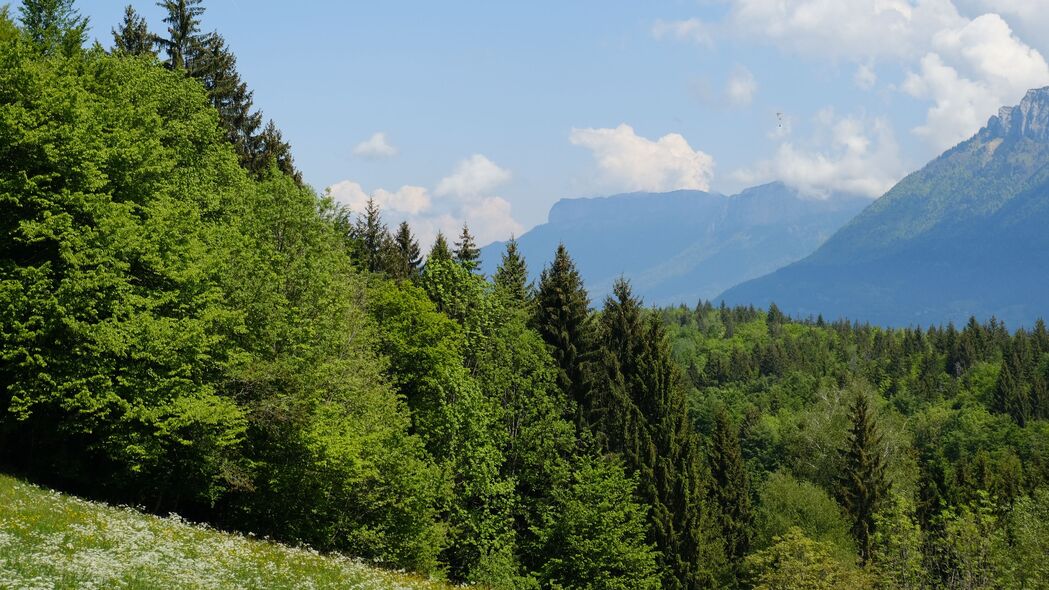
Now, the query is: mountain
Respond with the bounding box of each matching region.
[721,87,1049,327]
[479,183,868,306]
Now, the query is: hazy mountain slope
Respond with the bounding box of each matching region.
[479,183,868,306]
[721,87,1049,327]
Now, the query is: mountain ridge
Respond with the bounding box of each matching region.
[721,87,1049,327]
[480,182,869,306]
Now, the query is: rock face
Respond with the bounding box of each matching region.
[720,87,1049,327]
[479,183,868,306]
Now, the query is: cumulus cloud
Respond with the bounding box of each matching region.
[726,66,758,106]
[327,154,521,249]
[569,124,715,193]
[352,132,398,158]
[734,110,906,198]
[435,154,512,198]
[902,13,1049,149]
[659,1,1049,159]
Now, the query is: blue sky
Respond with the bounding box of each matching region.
[80,1,1049,246]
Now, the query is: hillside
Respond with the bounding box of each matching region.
[0,474,452,590]
[721,88,1049,327]
[480,183,868,305]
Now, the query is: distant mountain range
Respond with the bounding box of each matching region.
[721,87,1049,327]
[479,183,868,306]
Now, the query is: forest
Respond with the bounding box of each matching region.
[1,1,1048,589]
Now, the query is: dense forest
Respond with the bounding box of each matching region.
[1,1,1047,589]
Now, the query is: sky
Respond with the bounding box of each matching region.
[80,0,1049,247]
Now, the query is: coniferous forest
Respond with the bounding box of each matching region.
[1,2,1049,589]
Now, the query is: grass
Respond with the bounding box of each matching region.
[0,474,456,590]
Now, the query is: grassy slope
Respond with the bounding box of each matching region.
[0,474,455,590]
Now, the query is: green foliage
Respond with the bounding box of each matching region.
[111,5,155,57]
[428,231,452,264]
[18,0,86,55]
[494,237,531,306]
[453,223,480,272]
[539,454,661,590]
[534,243,591,414]
[745,527,871,590]
[709,408,752,567]
[869,493,926,590]
[156,0,203,70]
[837,391,889,561]
[753,471,857,562]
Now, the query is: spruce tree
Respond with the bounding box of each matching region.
[19,0,87,55]
[157,0,204,70]
[428,231,453,264]
[590,279,724,589]
[111,5,155,56]
[453,223,480,271]
[252,119,301,183]
[392,221,422,280]
[709,408,751,567]
[494,237,531,305]
[836,390,888,562]
[354,198,387,273]
[188,32,262,167]
[534,244,591,414]
[995,333,1032,426]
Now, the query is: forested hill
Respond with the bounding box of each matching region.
[721,88,1049,327]
[3,2,1049,590]
[479,182,867,306]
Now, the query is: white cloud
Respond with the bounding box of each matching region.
[352,132,398,158]
[726,66,758,106]
[569,124,715,193]
[328,181,431,215]
[664,1,1049,158]
[435,154,512,198]
[854,63,877,90]
[327,154,521,249]
[902,13,1049,149]
[724,0,967,61]
[651,18,714,46]
[734,110,906,198]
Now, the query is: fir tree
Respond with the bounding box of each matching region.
[534,244,591,415]
[995,333,1032,426]
[157,0,205,70]
[453,223,480,271]
[709,408,751,567]
[111,5,155,56]
[836,390,889,562]
[19,0,87,55]
[428,231,453,264]
[494,237,531,305]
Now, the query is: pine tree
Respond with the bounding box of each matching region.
[391,221,422,280]
[709,408,751,567]
[534,244,591,414]
[453,223,480,271]
[156,0,204,70]
[354,198,387,273]
[111,5,155,56]
[428,231,452,264]
[19,0,87,55]
[836,390,888,562]
[494,237,531,305]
